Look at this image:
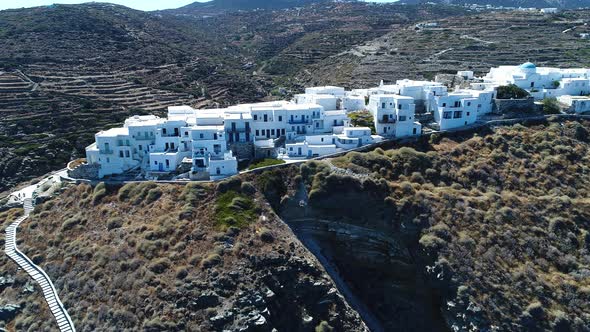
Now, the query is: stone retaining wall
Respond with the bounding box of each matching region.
[67,163,99,180]
[493,97,540,114]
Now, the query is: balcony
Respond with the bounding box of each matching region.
[288,119,311,125]
[99,149,114,155]
[227,127,251,133]
[378,118,397,124]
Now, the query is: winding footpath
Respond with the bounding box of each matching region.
[4,198,76,332]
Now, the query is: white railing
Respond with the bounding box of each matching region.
[4,198,76,332]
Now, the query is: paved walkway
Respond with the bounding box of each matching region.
[4,198,76,332]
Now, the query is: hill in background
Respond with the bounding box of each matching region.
[400,0,590,9]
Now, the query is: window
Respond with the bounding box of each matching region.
[443,111,452,119]
[453,111,463,119]
[185,131,188,136]
[398,104,402,109]
[119,151,124,158]
[125,151,130,158]
[271,129,275,135]
[106,158,110,163]
[321,137,324,142]
[256,130,259,136]
[281,129,285,135]
[163,128,167,135]
[278,116,282,121]
[467,102,471,106]
[171,143,175,150]
[199,133,204,139]
[382,102,386,108]
[253,114,258,120]
[165,160,170,168]
[467,112,470,116]
[262,129,266,135]
[155,161,157,165]
[139,145,142,151]
[442,103,447,107]
[398,115,407,122]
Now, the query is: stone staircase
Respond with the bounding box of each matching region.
[4,198,76,332]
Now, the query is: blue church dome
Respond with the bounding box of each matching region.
[520,62,536,69]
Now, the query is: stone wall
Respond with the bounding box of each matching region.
[67,163,99,180]
[229,142,254,160]
[255,147,278,160]
[493,97,539,114]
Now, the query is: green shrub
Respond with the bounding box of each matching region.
[542,97,560,114]
[215,191,256,230]
[419,233,446,252]
[240,182,257,195]
[61,214,86,231]
[92,182,107,205]
[257,170,288,210]
[248,158,286,170]
[107,217,123,230]
[148,258,171,274]
[216,178,242,193]
[145,188,162,204]
[202,254,222,268]
[175,267,188,279]
[497,84,529,99]
[315,321,334,332]
[118,183,135,201]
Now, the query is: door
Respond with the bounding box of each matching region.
[216,167,221,175]
[298,147,302,155]
[307,150,312,158]
[158,163,164,172]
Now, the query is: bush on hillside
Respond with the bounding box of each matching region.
[496,84,529,99]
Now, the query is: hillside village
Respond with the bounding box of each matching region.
[77,62,590,181]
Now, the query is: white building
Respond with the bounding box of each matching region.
[557,95,590,114]
[434,93,479,130]
[454,89,495,115]
[296,86,367,112]
[368,94,422,137]
[540,8,559,14]
[483,62,590,100]
[285,127,381,158]
[360,80,447,113]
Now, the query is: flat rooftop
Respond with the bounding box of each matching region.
[98,127,129,137]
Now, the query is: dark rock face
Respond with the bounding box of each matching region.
[283,217,450,332]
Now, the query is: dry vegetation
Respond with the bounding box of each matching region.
[262,119,590,331]
[0,208,54,332]
[9,179,364,331]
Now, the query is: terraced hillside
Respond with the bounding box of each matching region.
[302,10,590,87]
[0,2,469,193]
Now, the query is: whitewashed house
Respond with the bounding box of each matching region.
[434,93,479,130]
[557,95,590,114]
[297,86,367,112]
[285,127,381,158]
[454,89,495,115]
[483,62,590,99]
[368,94,422,137]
